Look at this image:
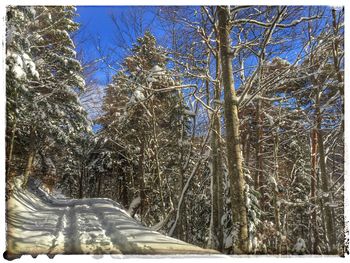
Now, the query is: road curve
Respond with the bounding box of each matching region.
[5,179,219,258]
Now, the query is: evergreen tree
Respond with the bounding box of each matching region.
[6,6,90,191]
[99,31,190,225]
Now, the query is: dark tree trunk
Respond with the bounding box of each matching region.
[79,164,85,199]
[310,129,319,253]
[316,87,337,253]
[6,117,17,179]
[22,129,36,188]
[139,137,146,222]
[209,46,224,251]
[255,99,263,192]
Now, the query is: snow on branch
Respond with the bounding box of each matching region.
[233,15,321,28]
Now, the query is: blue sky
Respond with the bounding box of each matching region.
[75,6,121,84]
[74,6,160,130]
[73,6,337,132]
[75,6,159,85]
[76,6,117,44]
[74,6,323,86]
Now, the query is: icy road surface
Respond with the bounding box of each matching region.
[6,179,218,256]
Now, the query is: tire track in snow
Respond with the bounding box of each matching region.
[64,205,82,254]
[74,202,121,254]
[7,179,220,256]
[47,208,66,255]
[92,202,142,254]
[93,211,133,254]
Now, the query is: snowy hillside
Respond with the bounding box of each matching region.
[5,178,219,258]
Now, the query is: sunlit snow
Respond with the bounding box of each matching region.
[6,178,219,256]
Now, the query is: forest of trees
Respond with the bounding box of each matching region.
[5,6,345,255]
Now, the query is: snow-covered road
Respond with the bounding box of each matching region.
[6,179,218,257]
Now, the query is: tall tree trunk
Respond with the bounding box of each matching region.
[6,117,17,179]
[310,128,319,253]
[6,90,18,183]
[22,129,36,188]
[79,163,84,198]
[316,88,337,254]
[152,106,166,218]
[139,137,146,222]
[96,173,101,196]
[209,104,225,251]
[209,47,224,251]
[218,6,248,253]
[243,116,251,165]
[272,132,281,254]
[176,91,185,240]
[171,25,186,241]
[122,170,129,207]
[255,99,263,192]
[6,117,17,198]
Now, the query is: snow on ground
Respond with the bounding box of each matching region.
[6,178,219,257]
